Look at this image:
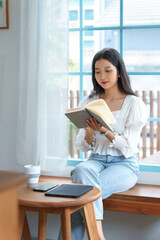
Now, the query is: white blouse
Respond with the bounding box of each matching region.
[75,94,148,158]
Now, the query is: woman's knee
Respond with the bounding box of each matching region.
[71,162,97,183]
[71,164,89,179]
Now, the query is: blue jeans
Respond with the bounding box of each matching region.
[58,153,139,240]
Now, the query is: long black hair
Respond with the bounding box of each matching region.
[89,48,136,97]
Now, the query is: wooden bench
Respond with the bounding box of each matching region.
[36,176,160,216]
[103,183,160,216]
[21,176,160,239]
[39,176,160,215]
[103,152,160,215]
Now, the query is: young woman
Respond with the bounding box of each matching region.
[59,48,148,240]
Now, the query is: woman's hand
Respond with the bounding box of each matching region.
[84,118,100,146]
[84,125,94,146]
[85,117,116,143]
[86,117,107,133]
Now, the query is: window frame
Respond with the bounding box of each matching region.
[68,0,160,177]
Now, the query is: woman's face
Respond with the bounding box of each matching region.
[94,58,120,91]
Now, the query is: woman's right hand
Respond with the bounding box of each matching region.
[84,124,94,146]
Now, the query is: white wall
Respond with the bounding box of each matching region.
[27,210,160,240]
[0,1,160,240]
[0,0,23,172]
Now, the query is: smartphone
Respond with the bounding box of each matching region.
[33,183,59,192]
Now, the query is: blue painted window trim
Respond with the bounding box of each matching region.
[68,0,160,172]
[68,159,160,173]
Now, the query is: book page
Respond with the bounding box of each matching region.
[86,99,116,124]
[86,109,113,131]
[65,107,83,113]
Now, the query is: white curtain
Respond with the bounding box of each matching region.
[17,0,69,176]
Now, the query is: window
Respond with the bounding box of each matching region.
[105,0,113,9]
[84,0,94,5]
[84,9,94,20]
[69,10,78,21]
[68,0,160,177]
[69,0,79,6]
[84,40,94,48]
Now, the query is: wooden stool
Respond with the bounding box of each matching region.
[18,176,101,240]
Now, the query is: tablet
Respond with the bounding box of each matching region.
[45,184,93,198]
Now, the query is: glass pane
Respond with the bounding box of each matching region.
[83,30,120,72]
[83,0,120,27]
[124,0,160,26]
[69,0,79,28]
[84,0,95,5]
[68,75,80,158]
[69,75,80,92]
[138,116,160,161]
[69,0,79,6]
[129,76,160,163]
[83,75,93,92]
[68,75,93,100]
[69,10,78,21]
[130,75,160,119]
[67,75,92,159]
[130,75,160,92]
[69,31,80,72]
[84,9,94,20]
[124,29,160,72]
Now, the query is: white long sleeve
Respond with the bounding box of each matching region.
[75,129,93,152]
[75,94,148,158]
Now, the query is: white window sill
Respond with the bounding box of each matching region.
[41,159,160,185]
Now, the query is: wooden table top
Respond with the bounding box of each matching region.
[18,176,102,208]
[0,171,28,192]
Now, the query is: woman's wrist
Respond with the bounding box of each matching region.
[105,129,110,136]
[84,128,94,145]
[105,131,116,142]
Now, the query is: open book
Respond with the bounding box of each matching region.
[65,99,116,131]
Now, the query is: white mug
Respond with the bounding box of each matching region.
[24,164,41,187]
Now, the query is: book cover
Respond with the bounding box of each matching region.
[65,109,91,128]
[65,99,116,130]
